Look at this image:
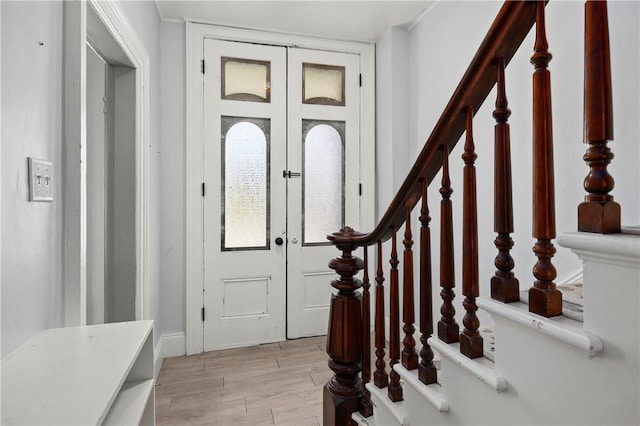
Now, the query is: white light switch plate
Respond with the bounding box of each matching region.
[28,157,54,201]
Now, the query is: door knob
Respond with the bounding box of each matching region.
[275,237,284,246]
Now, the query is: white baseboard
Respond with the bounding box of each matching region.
[154,332,186,379]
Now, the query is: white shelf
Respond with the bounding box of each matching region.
[1,320,155,425]
[103,379,155,425]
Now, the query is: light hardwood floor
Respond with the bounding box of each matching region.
[155,335,331,425]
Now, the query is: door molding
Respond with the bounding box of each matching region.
[63,0,150,325]
[186,22,375,355]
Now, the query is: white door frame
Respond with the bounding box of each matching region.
[64,0,150,325]
[186,22,375,355]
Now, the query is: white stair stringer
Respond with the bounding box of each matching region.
[361,231,639,426]
[428,339,507,391]
[394,364,449,412]
[477,299,603,357]
[364,381,406,426]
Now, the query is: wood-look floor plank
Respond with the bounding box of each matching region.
[156,335,330,425]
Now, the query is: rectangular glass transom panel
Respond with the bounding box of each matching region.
[222,116,270,250]
[302,63,345,106]
[302,120,345,245]
[222,57,271,102]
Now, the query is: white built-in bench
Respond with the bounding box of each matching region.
[1,320,155,425]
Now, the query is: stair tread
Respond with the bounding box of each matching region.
[427,339,507,391]
[520,282,584,321]
[365,382,405,425]
[478,297,603,356]
[394,364,449,412]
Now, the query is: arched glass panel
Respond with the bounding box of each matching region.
[303,121,345,245]
[222,117,270,250]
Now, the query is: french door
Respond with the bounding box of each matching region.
[202,38,361,350]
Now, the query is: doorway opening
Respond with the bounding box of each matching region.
[63,0,149,325]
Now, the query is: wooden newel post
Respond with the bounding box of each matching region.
[324,226,364,426]
[579,0,620,233]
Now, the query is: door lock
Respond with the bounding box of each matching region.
[282,170,301,178]
[275,237,284,246]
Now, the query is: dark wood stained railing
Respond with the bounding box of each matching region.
[491,57,520,303]
[323,1,620,424]
[529,0,562,318]
[579,0,620,234]
[460,107,483,359]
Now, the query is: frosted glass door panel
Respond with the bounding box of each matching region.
[222,117,270,250]
[302,120,345,245]
[302,63,345,106]
[222,57,271,102]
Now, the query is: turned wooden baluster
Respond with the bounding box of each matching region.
[529,1,562,318]
[418,178,437,384]
[373,241,389,389]
[579,0,620,234]
[491,57,520,303]
[360,247,373,418]
[402,205,419,370]
[460,107,483,359]
[324,227,364,426]
[438,145,459,343]
[388,227,403,402]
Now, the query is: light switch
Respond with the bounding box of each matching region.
[28,157,54,201]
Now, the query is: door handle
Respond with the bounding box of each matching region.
[282,170,301,178]
[275,237,284,246]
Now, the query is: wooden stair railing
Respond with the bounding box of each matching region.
[323,1,621,425]
[579,0,620,233]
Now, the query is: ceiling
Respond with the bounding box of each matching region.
[154,1,431,41]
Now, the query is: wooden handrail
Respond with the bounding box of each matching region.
[328,1,540,248]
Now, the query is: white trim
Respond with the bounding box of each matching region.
[63,0,88,326]
[185,21,204,355]
[558,232,640,268]
[429,337,508,391]
[395,364,449,412]
[89,0,151,321]
[185,23,376,355]
[64,0,150,324]
[154,332,187,379]
[407,1,440,32]
[0,0,3,310]
[478,297,604,358]
[365,382,405,425]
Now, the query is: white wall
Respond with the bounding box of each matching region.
[158,22,186,336]
[112,66,137,322]
[1,1,65,357]
[376,26,411,220]
[1,0,164,357]
[86,45,107,325]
